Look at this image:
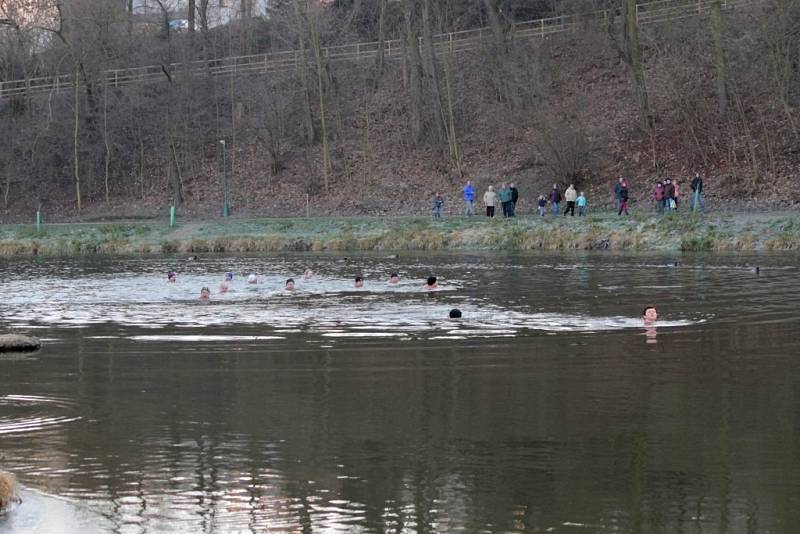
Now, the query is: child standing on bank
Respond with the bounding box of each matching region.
[432,192,444,219]
[577,192,587,216]
[537,195,547,217]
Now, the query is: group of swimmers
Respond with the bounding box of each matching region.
[167,269,442,301]
[168,270,658,325]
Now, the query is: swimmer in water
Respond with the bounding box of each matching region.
[643,306,658,324]
[389,273,400,284]
[200,287,211,300]
[219,272,233,293]
[303,269,314,280]
[425,276,438,290]
[285,278,295,291]
[167,271,177,283]
[247,273,258,284]
[449,308,462,319]
[354,276,364,288]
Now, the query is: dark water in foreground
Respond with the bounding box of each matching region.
[1,253,799,533]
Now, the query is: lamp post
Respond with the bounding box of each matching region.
[219,139,230,217]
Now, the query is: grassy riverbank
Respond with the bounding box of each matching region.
[1,212,799,256]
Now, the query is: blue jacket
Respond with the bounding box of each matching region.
[463,184,475,202]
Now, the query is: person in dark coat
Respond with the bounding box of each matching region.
[548,184,562,216]
[509,183,519,217]
[618,181,630,216]
[663,179,675,211]
[690,172,705,212]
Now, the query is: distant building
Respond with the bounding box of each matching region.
[132,0,270,28]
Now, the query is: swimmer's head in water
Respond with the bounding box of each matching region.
[200,287,210,299]
[303,269,313,279]
[643,306,658,323]
[225,272,234,281]
[354,276,364,288]
[449,308,462,319]
[285,278,295,290]
[167,271,177,282]
[389,273,400,283]
[247,274,257,284]
[426,276,438,287]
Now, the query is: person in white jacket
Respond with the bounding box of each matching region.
[483,186,497,218]
[563,184,578,216]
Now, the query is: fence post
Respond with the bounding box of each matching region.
[35,210,41,233]
[541,18,545,38]
[449,33,453,54]
[169,205,176,227]
[356,43,360,60]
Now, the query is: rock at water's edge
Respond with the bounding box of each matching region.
[0,471,21,513]
[0,335,41,353]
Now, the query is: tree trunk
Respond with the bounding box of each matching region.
[421,0,447,143]
[374,0,387,89]
[482,0,511,105]
[198,0,209,32]
[710,0,728,114]
[294,0,316,145]
[73,66,82,214]
[443,52,463,176]
[403,0,424,145]
[622,0,651,133]
[188,0,196,33]
[308,5,331,190]
[103,81,110,204]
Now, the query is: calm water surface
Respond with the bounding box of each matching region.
[1,252,799,533]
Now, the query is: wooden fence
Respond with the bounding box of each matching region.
[0,0,749,99]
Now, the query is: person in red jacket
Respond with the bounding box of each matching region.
[653,182,665,214]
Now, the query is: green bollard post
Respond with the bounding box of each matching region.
[169,205,176,227]
[35,210,41,233]
[693,189,700,212]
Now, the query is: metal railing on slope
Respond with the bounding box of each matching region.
[0,0,749,99]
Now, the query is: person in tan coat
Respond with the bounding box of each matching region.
[563,184,578,216]
[483,186,497,218]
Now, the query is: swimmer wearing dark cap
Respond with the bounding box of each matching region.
[354,276,364,288]
[425,276,438,290]
[389,273,400,284]
[285,278,295,291]
[167,272,177,283]
[449,309,462,319]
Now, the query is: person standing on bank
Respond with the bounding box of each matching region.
[483,185,497,218]
[549,184,562,216]
[463,180,476,216]
[690,172,705,212]
[577,192,587,216]
[618,181,630,216]
[663,179,675,211]
[563,184,577,216]
[537,195,547,216]
[432,191,444,219]
[653,181,665,214]
[613,176,625,212]
[509,183,519,217]
[498,182,512,217]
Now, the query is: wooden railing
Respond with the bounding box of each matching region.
[0,0,750,99]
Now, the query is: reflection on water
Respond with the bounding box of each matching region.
[1,252,800,532]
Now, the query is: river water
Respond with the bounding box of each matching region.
[0,253,798,533]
